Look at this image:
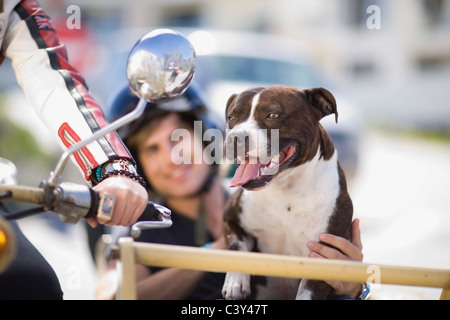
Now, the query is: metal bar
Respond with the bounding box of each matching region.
[117,237,137,300]
[440,288,450,300]
[131,241,450,292]
[0,185,45,204]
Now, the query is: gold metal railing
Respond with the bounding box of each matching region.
[117,237,450,300]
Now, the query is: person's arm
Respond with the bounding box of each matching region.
[3,0,147,225]
[307,218,367,299]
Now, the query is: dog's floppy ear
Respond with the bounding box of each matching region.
[305,87,338,123]
[225,93,238,114]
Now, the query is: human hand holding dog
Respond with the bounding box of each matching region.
[307,218,364,299]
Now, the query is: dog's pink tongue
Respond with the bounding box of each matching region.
[229,162,261,187]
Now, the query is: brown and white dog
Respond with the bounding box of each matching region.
[221,85,353,300]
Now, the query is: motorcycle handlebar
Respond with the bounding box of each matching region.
[86,189,172,229]
[53,183,173,234]
[0,182,172,274]
[0,182,172,234]
[85,187,172,227]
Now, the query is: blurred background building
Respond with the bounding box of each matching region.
[2,0,449,147]
[38,0,450,132]
[0,0,449,299]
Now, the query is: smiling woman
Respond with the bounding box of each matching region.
[132,112,212,198]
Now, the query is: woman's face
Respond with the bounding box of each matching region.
[137,113,212,198]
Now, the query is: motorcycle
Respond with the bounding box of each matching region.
[0,28,195,273]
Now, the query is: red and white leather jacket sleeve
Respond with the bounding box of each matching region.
[0,0,133,184]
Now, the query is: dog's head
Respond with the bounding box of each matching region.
[225,85,338,190]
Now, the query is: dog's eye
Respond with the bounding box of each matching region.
[228,116,235,122]
[267,113,280,119]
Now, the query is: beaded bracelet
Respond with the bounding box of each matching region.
[94,163,106,183]
[95,159,147,188]
[99,169,147,188]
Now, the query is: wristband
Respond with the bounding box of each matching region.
[94,159,146,188]
[201,242,213,249]
[356,283,371,300]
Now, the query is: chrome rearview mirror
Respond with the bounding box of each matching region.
[127,28,196,102]
[47,29,196,186]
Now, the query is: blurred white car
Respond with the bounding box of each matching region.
[93,27,363,178]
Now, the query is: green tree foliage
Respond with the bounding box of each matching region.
[0,102,56,184]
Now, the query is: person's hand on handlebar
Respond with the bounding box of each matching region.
[87,176,147,227]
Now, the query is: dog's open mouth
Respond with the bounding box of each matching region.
[229,144,297,190]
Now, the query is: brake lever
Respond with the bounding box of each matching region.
[130,203,172,238]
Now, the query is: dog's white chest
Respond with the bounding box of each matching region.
[239,152,339,256]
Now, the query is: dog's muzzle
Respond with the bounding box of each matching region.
[225,130,251,161]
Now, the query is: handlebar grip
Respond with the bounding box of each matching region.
[86,187,99,219]
[86,190,171,222]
